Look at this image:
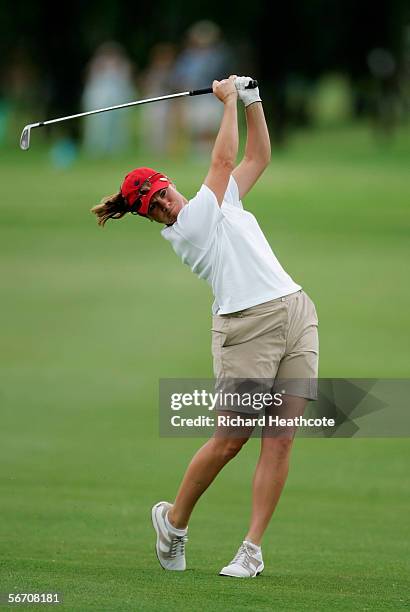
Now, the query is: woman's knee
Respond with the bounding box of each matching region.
[211,436,249,462]
[261,437,294,464]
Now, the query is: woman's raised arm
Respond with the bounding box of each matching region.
[233,90,271,200]
[204,76,239,206]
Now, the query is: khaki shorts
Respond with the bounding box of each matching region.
[211,290,319,410]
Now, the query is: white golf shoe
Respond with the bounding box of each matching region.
[219,540,264,578]
[151,501,188,571]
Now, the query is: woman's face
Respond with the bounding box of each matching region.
[147,184,187,225]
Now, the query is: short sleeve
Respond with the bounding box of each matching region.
[171,184,223,249]
[223,176,243,209]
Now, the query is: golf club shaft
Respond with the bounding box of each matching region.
[35,91,189,129]
[31,81,258,129]
[20,80,258,150]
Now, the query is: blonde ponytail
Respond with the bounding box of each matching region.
[91,191,129,227]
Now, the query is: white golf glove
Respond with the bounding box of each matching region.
[235,76,262,107]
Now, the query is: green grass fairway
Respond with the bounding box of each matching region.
[1,124,410,610]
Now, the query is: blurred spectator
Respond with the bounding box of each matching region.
[49,135,78,170]
[172,20,233,157]
[0,45,44,147]
[366,47,402,139]
[310,74,353,127]
[141,43,177,156]
[81,41,136,156]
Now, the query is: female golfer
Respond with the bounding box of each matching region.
[92,75,319,578]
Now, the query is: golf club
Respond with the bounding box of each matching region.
[19,79,258,151]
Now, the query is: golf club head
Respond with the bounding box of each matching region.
[20,123,40,150]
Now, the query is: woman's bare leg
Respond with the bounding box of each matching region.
[245,396,307,545]
[168,412,254,529]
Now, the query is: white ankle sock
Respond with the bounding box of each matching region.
[165,511,187,536]
[244,539,261,552]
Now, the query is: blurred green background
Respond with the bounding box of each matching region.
[1,1,410,609]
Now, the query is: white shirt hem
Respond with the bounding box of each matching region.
[213,285,302,315]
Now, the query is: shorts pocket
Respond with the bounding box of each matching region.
[211,317,231,377]
[304,292,319,325]
[211,316,230,348]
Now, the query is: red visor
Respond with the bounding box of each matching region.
[121,167,170,217]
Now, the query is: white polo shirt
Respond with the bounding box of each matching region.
[161,176,301,314]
